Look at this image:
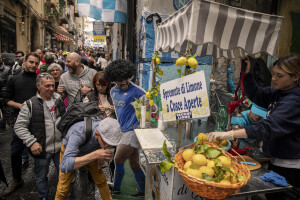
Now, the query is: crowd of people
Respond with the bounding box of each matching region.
[0,48,145,200]
[0,47,300,200]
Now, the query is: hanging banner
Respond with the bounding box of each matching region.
[160,71,210,122]
[78,0,128,24]
[93,21,105,36]
[93,35,106,43]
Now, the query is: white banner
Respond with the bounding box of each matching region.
[160,71,210,122]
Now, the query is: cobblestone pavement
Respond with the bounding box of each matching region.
[0,125,110,200]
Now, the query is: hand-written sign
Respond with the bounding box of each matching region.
[160,71,210,122]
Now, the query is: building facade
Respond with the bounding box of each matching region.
[0,0,83,54]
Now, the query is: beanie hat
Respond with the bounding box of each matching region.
[97,118,122,146]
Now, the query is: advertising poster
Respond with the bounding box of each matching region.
[93,21,106,44]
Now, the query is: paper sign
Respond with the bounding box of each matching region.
[93,35,106,43]
[160,71,210,122]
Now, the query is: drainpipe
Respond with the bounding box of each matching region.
[27,0,31,52]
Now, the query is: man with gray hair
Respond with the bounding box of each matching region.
[55,117,122,200]
[14,73,66,200]
[57,52,96,107]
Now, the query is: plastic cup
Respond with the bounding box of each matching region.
[106,148,114,162]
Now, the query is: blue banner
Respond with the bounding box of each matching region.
[93,21,105,36]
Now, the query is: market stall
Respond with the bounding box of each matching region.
[134,0,288,199]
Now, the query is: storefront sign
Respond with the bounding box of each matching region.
[160,71,210,122]
[93,35,106,43]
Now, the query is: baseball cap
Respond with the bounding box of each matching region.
[97,118,122,146]
[251,103,267,119]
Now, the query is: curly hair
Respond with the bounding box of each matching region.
[104,59,137,82]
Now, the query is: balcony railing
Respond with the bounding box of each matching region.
[44,2,61,23]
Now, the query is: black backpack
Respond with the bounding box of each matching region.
[57,101,104,145]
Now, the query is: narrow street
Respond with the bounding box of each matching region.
[0,126,142,200]
[0,126,50,200]
[0,126,105,200]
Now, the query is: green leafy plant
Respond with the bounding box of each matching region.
[202,173,213,181]
[160,140,174,173]
[237,175,247,182]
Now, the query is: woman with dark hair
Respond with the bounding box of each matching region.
[84,71,116,119]
[84,71,116,184]
[207,55,300,199]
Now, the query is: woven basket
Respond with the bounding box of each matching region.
[174,142,251,200]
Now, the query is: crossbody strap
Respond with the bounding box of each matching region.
[82,117,93,146]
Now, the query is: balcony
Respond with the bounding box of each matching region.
[59,7,68,24]
[44,2,60,23]
[67,0,75,6]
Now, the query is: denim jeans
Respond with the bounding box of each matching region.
[11,128,26,180]
[34,151,60,199]
[22,148,29,161]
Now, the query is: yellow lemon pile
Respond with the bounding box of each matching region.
[197,133,228,148]
[181,140,245,185]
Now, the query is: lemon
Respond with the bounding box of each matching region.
[219,179,232,185]
[157,69,164,76]
[224,171,231,181]
[187,57,198,69]
[190,163,201,170]
[176,57,187,67]
[206,160,215,168]
[218,156,232,168]
[182,149,195,162]
[155,91,159,96]
[192,154,207,166]
[219,140,228,147]
[156,57,161,64]
[145,92,151,98]
[231,176,238,184]
[212,142,219,146]
[156,84,160,90]
[197,133,207,142]
[149,99,154,106]
[199,166,214,177]
[186,168,202,179]
[184,161,192,171]
[230,167,236,174]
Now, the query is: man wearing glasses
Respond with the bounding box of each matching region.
[2,52,40,196]
[12,51,25,75]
